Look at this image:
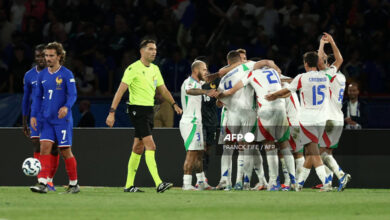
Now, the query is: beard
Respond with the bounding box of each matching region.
[197,72,204,81]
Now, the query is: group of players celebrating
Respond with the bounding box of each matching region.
[22,32,351,193]
[179,32,351,192]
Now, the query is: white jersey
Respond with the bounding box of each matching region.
[324,68,346,122]
[180,76,203,124]
[241,68,285,111]
[282,81,300,126]
[218,61,256,111]
[287,66,337,124]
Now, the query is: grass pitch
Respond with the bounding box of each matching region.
[1,187,389,220]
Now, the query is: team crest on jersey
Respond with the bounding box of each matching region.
[210,83,216,89]
[56,76,63,90]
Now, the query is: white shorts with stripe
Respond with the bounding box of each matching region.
[225,109,257,142]
[256,108,289,142]
[299,121,326,146]
[180,121,204,151]
[287,117,303,153]
[319,120,344,148]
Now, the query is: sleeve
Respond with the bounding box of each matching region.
[155,66,165,87]
[325,65,338,77]
[287,74,302,92]
[184,80,197,90]
[64,71,77,109]
[22,74,31,116]
[31,74,43,118]
[121,67,135,86]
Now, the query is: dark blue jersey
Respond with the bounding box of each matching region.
[31,66,77,124]
[22,66,41,118]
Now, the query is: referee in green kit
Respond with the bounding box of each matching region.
[106,39,182,193]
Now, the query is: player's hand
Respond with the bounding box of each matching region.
[320,35,329,44]
[265,93,276,101]
[58,106,68,119]
[30,117,37,131]
[23,123,30,137]
[173,104,183,115]
[217,91,227,99]
[323,32,334,44]
[206,89,218,98]
[216,100,224,108]
[106,113,115,127]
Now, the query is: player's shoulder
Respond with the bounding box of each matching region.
[60,66,74,76]
[24,66,38,77]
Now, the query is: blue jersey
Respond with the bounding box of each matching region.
[22,66,41,118]
[31,66,77,124]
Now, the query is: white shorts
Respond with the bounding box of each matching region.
[225,109,257,142]
[299,121,326,146]
[319,120,344,148]
[180,121,204,151]
[257,108,289,142]
[287,117,303,153]
[218,108,228,144]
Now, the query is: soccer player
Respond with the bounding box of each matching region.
[216,51,258,190]
[106,39,182,193]
[280,75,304,190]
[22,44,59,191]
[266,33,343,192]
[219,62,296,191]
[318,35,351,191]
[30,42,79,193]
[180,60,218,190]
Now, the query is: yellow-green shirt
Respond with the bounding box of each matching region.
[121,60,164,106]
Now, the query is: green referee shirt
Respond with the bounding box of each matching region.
[121,60,165,106]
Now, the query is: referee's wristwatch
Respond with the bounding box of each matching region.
[109,107,116,113]
[171,102,177,109]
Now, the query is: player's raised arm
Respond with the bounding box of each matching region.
[323,32,343,70]
[157,84,182,114]
[317,36,327,71]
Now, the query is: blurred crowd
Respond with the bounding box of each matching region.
[0,0,389,97]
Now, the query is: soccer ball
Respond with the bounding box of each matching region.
[22,158,41,176]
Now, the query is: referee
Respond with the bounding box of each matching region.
[106,39,182,193]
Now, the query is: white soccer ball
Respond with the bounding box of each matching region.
[22,158,41,176]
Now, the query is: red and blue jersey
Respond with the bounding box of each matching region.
[31,66,77,124]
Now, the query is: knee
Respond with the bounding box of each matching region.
[133,143,144,154]
[60,147,74,159]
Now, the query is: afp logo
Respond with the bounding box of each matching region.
[224,132,255,143]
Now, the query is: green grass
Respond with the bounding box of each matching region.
[1,187,390,220]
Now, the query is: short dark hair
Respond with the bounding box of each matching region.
[35,44,45,52]
[226,50,241,63]
[303,51,318,68]
[140,39,156,49]
[327,54,335,65]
